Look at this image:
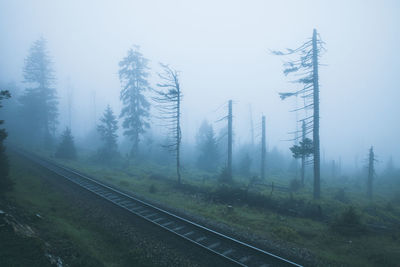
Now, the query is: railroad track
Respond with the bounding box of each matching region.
[17,150,303,267]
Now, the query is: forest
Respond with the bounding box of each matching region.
[0,1,399,267]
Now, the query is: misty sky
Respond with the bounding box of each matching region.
[1,0,399,169]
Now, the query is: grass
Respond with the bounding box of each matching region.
[30,149,400,266]
[4,154,170,267]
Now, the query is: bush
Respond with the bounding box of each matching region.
[331,206,365,235]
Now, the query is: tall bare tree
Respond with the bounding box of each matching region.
[153,64,182,183]
[227,100,233,179]
[273,29,325,199]
[261,115,266,179]
[367,146,376,200]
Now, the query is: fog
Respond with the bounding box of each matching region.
[1,0,399,171]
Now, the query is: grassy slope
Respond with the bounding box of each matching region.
[45,152,400,267]
[4,154,170,267]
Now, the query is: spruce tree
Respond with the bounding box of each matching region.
[119,46,151,156]
[20,37,58,147]
[97,105,119,161]
[0,90,12,194]
[55,127,76,159]
[196,120,219,171]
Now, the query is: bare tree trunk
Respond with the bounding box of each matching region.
[301,120,306,186]
[312,28,321,200]
[176,84,182,184]
[249,104,254,146]
[227,100,233,180]
[261,115,266,179]
[367,146,374,199]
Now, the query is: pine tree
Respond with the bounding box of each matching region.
[55,127,76,159]
[97,105,119,161]
[196,120,219,171]
[0,90,12,194]
[20,37,58,147]
[119,46,151,156]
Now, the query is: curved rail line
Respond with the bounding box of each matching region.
[17,150,302,267]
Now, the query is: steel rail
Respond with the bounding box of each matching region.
[17,150,302,267]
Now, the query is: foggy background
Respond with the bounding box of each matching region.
[1,0,399,171]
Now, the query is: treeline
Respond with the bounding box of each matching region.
[1,31,397,200]
[1,37,296,180]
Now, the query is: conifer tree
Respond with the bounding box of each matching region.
[55,127,76,159]
[0,90,12,194]
[119,46,151,156]
[97,105,119,161]
[196,120,219,171]
[20,37,58,147]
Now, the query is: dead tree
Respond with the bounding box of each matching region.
[273,29,325,199]
[249,104,255,146]
[367,146,376,200]
[153,64,182,184]
[227,100,233,179]
[261,115,266,179]
[301,120,306,185]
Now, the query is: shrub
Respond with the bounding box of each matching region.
[331,206,365,235]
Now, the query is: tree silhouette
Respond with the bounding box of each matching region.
[97,105,119,161]
[20,37,58,147]
[55,127,76,159]
[153,63,183,183]
[119,46,151,156]
[273,29,325,199]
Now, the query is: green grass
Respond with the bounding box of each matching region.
[31,149,400,266]
[4,154,166,267]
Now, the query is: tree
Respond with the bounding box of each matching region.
[227,100,233,180]
[289,121,313,185]
[20,37,58,147]
[97,105,119,161]
[261,115,266,179]
[55,127,76,159]
[273,29,325,199]
[290,137,313,186]
[0,90,12,194]
[153,63,182,183]
[196,120,219,171]
[118,46,151,156]
[367,146,376,200]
